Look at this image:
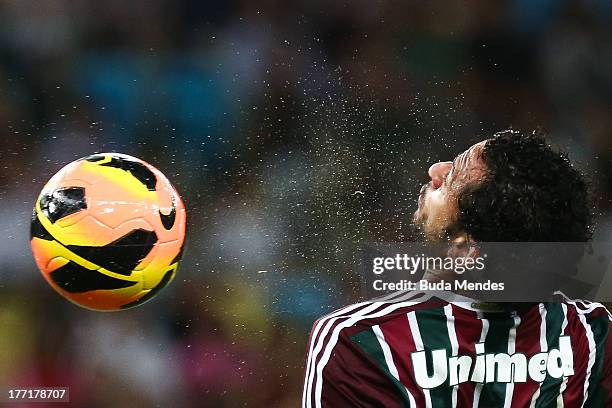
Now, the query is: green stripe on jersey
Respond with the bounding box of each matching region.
[478,312,516,407]
[351,328,413,408]
[414,307,453,408]
[535,303,564,407]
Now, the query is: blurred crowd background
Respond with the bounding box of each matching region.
[1,0,612,406]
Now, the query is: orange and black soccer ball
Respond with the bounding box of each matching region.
[30,153,186,311]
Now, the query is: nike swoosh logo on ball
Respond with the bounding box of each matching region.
[159,202,177,230]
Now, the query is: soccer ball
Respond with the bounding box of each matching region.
[30,153,186,311]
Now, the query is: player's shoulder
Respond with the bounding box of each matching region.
[553,291,612,321]
[312,291,428,329]
[547,292,612,350]
[303,291,445,408]
[308,290,476,342]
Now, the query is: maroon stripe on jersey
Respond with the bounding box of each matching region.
[562,303,588,406]
[379,311,426,407]
[450,304,484,407]
[321,331,408,407]
[511,305,544,408]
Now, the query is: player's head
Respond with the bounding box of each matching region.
[413,130,591,242]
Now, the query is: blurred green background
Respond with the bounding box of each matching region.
[1,0,612,406]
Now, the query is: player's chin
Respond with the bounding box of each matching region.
[412,209,422,225]
[412,209,427,233]
[413,200,428,223]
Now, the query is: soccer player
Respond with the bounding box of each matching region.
[302,131,612,407]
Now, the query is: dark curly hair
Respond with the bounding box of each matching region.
[457,130,592,242]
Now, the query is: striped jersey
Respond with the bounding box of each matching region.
[302,291,612,408]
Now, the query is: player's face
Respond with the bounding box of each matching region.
[413,140,488,240]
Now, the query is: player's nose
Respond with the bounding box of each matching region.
[428,161,453,189]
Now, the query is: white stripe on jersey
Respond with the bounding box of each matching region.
[472,311,490,408]
[503,314,521,408]
[556,303,569,408]
[572,303,597,408]
[408,310,433,408]
[372,324,416,407]
[444,304,459,408]
[529,303,547,408]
